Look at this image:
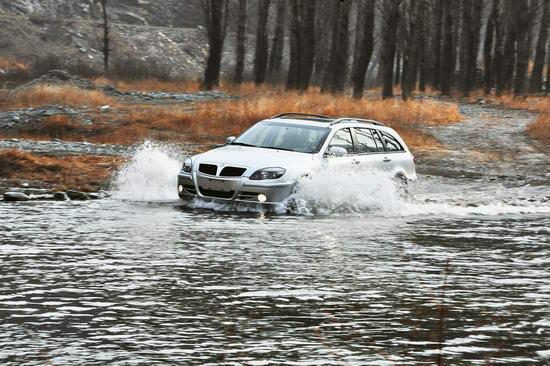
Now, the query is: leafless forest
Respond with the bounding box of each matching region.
[202,0,550,99]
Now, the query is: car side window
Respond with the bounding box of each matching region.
[328,128,354,154]
[355,128,378,153]
[371,129,384,151]
[382,132,404,152]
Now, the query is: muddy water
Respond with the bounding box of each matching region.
[1,105,549,365]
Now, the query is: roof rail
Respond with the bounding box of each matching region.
[271,112,330,120]
[330,117,385,127]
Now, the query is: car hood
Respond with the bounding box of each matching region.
[194,145,315,177]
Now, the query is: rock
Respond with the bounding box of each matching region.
[3,192,30,202]
[88,193,100,199]
[66,190,89,200]
[53,192,69,201]
[100,105,111,113]
[29,194,55,201]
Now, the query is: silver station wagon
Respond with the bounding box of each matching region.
[177,113,417,206]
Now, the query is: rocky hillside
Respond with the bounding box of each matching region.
[0,0,214,79]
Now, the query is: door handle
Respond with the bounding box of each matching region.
[383,157,392,162]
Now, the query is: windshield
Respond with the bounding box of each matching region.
[233,121,330,153]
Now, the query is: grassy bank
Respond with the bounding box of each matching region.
[0,149,120,191]
[2,82,462,152]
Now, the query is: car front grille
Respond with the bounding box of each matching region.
[219,166,247,177]
[198,187,234,199]
[198,163,217,175]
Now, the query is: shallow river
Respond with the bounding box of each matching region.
[1,105,549,365]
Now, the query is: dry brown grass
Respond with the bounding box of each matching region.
[177,91,462,150]
[527,104,550,141]
[3,87,462,151]
[479,93,549,112]
[8,85,117,109]
[0,149,121,191]
[0,57,29,72]
[94,77,202,93]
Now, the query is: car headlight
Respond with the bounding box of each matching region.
[249,167,286,180]
[182,158,193,173]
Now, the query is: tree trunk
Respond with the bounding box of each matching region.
[322,0,351,94]
[440,0,453,96]
[484,0,497,94]
[101,0,109,73]
[394,50,401,86]
[459,0,472,96]
[501,1,518,92]
[513,0,531,97]
[530,0,550,93]
[468,0,482,93]
[313,0,333,84]
[253,0,270,85]
[433,0,443,90]
[202,0,227,90]
[418,0,427,93]
[352,0,375,98]
[286,0,301,89]
[233,0,246,84]
[494,0,506,95]
[267,0,286,82]
[298,0,316,90]
[381,0,400,99]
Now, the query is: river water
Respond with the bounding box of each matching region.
[1,105,549,365]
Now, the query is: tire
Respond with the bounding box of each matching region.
[393,174,410,198]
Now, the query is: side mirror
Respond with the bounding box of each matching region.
[326,146,347,158]
[226,136,236,144]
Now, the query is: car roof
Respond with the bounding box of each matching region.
[265,113,386,130]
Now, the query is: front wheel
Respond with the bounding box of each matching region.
[393,174,411,198]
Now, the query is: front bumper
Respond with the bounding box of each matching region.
[177,171,295,205]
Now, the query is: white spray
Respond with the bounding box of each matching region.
[111,141,185,201]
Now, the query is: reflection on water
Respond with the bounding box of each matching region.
[1,181,549,364]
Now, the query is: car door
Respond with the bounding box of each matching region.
[323,128,356,170]
[351,127,385,172]
[378,130,409,174]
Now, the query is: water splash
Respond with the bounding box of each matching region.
[109,142,550,216]
[111,141,184,201]
[284,168,550,217]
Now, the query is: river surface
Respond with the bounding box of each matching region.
[1,104,549,365]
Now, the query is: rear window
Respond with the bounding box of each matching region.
[381,132,404,152]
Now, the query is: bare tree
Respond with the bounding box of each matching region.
[313,1,334,84]
[351,0,375,98]
[513,0,531,97]
[100,0,110,73]
[233,0,246,84]
[484,0,498,94]
[530,0,550,93]
[253,0,271,85]
[202,0,228,90]
[322,0,352,94]
[298,0,316,90]
[380,0,401,98]
[286,0,301,89]
[267,0,286,81]
[439,0,454,96]
[432,0,443,90]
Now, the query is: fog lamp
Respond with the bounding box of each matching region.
[257,194,267,203]
[178,185,183,193]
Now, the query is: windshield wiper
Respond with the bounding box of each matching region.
[259,146,298,152]
[231,142,258,147]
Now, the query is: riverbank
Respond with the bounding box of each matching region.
[1,72,547,198]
